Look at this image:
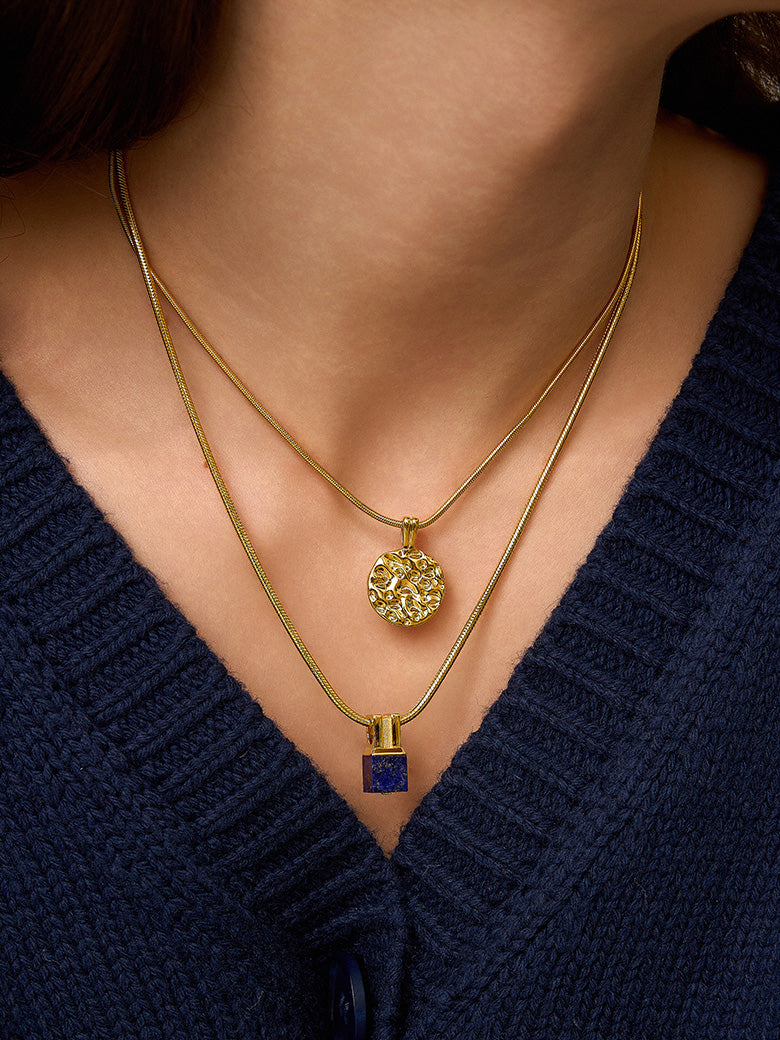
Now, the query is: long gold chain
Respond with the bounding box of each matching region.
[108,149,640,744]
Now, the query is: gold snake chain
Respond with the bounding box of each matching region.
[109,149,641,729]
[111,172,635,534]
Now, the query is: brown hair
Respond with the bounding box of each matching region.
[0,0,221,175]
[661,13,780,156]
[1,3,779,175]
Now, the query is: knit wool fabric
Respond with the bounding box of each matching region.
[2,168,780,1040]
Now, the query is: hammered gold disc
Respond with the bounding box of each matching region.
[367,547,445,626]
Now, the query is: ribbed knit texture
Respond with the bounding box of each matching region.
[2,166,780,1040]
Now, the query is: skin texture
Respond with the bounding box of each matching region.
[0,1,774,853]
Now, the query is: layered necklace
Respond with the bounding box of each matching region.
[109,150,641,793]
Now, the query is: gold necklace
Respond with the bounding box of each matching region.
[110,161,636,631]
[109,149,641,793]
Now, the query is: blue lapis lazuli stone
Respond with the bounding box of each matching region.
[362,751,408,793]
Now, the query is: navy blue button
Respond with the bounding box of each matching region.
[328,952,367,1040]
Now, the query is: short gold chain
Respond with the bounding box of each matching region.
[109,149,641,729]
[112,184,633,533]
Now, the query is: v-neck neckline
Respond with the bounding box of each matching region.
[1,159,780,1038]
[1,163,778,856]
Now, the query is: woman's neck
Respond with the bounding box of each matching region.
[118,3,717,464]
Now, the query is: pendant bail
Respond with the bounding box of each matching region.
[367,713,402,751]
[402,517,419,549]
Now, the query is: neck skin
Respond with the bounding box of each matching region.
[126,1,748,485]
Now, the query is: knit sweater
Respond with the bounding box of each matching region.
[1,168,780,1040]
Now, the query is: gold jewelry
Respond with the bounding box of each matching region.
[109,184,635,629]
[109,149,641,793]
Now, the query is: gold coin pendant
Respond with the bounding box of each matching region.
[367,545,445,627]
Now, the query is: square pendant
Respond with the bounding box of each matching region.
[362,750,408,794]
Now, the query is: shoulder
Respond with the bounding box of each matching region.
[641,111,778,373]
[652,109,772,245]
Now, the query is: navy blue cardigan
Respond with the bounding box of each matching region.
[1,166,779,1040]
